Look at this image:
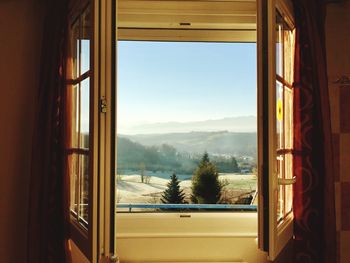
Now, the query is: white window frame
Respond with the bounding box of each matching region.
[113,29,260,263]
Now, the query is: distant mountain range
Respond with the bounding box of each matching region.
[124,116,257,134]
[121,131,257,157]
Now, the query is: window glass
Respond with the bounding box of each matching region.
[284,153,293,215]
[80,77,90,148]
[81,40,90,75]
[79,154,89,223]
[276,15,283,77]
[275,10,295,224]
[81,8,91,74]
[69,153,79,213]
[276,81,284,150]
[284,87,293,149]
[67,5,91,227]
[72,22,80,80]
[67,85,79,148]
[277,154,284,222]
[284,29,295,85]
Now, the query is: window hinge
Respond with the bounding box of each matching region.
[110,254,120,263]
[99,254,119,263]
[100,98,107,113]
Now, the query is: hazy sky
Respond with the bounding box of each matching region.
[117,41,257,132]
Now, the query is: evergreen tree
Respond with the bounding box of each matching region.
[231,157,240,172]
[191,152,222,204]
[161,173,186,204]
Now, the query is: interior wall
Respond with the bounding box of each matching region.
[0,1,346,263]
[0,0,44,262]
[325,1,350,263]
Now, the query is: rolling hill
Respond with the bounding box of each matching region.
[121,131,257,157]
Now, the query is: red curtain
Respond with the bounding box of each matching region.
[293,0,336,262]
[27,0,71,262]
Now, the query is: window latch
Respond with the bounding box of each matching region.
[100,98,107,113]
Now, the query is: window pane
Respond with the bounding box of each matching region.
[81,8,91,74]
[277,185,284,222]
[67,85,80,148]
[69,154,79,214]
[80,78,90,148]
[276,13,284,77]
[79,154,89,223]
[277,154,284,222]
[81,40,90,75]
[71,19,80,80]
[276,81,284,150]
[284,87,293,149]
[284,153,293,215]
[283,28,295,85]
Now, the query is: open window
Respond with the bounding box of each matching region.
[115,0,258,202]
[66,1,97,260]
[68,0,297,262]
[257,0,295,260]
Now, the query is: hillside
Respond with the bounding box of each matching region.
[121,131,257,157]
[117,137,200,175]
[117,135,248,175]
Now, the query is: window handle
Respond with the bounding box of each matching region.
[278,176,296,185]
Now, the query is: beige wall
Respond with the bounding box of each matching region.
[0,1,44,262]
[325,1,350,263]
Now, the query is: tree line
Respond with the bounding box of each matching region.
[117,137,240,175]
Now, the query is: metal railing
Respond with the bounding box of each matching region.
[117,203,257,212]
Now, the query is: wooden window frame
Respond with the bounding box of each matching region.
[275,8,295,224]
[258,0,296,260]
[66,0,299,261]
[66,1,95,260]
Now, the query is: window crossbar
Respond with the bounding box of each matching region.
[66,148,89,155]
[66,70,91,85]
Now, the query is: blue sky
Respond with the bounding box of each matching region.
[117,41,256,133]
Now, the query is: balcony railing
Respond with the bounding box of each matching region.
[117,203,257,212]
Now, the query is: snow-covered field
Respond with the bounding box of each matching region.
[116,173,257,205]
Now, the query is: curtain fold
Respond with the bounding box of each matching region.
[27,0,71,262]
[293,0,336,262]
